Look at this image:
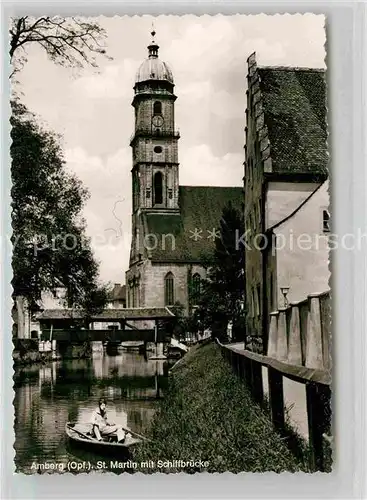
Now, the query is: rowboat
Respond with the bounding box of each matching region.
[65,422,143,452]
[119,341,145,350]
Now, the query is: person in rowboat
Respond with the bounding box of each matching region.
[90,398,126,443]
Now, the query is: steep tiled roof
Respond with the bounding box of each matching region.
[36,307,175,320]
[144,185,243,262]
[257,66,328,176]
[108,284,126,302]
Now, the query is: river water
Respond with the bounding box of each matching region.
[13,348,172,474]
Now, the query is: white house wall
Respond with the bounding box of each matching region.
[273,180,330,306]
[266,182,318,230]
[40,289,66,309]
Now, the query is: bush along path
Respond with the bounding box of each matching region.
[132,342,309,473]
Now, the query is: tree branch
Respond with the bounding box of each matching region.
[10,16,109,75]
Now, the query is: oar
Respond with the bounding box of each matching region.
[121,427,150,442]
[67,423,97,442]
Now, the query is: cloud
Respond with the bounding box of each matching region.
[64,142,244,282]
[16,14,326,283]
[65,146,131,199]
[72,59,139,100]
[65,147,132,282]
[180,144,243,187]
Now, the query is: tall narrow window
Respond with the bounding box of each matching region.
[270,273,274,311]
[248,158,253,185]
[258,199,262,223]
[154,172,163,205]
[134,227,138,253]
[256,284,261,317]
[164,272,174,306]
[153,101,162,115]
[323,209,330,233]
[255,140,260,161]
[192,273,201,305]
[133,172,138,211]
[128,282,134,308]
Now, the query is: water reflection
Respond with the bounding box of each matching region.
[14,349,172,474]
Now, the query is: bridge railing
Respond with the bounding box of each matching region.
[39,329,166,343]
[216,290,332,472]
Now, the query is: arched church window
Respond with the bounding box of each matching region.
[153,101,162,115]
[154,172,163,205]
[164,272,174,306]
[192,273,202,304]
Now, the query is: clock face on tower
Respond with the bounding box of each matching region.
[152,115,164,128]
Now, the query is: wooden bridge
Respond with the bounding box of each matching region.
[36,307,176,342]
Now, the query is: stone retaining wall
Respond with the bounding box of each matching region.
[13,339,92,366]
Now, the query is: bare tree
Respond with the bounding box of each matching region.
[10,16,111,76]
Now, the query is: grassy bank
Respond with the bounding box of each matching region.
[133,342,309,473]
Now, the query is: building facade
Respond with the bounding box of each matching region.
[244,52,328,353]
[125,32,243,314]
[107,283,126,309]
[13,288,67,339]
[265,180,330,312]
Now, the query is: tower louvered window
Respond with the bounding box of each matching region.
[154,172,163,204]
[153,101,162,115]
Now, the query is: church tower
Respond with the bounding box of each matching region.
[129,29,180,266]
[126,28,243,312]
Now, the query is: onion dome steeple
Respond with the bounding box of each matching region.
[135,25,174,84]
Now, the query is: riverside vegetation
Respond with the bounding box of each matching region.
[133,342,309,473]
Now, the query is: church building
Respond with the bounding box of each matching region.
[125,31,243,314]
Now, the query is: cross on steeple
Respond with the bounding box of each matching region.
[151,21,156,41]
[148,22,159,58]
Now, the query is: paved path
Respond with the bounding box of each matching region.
[229,342,246,351]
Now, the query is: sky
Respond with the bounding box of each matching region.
[16,14,326,285]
